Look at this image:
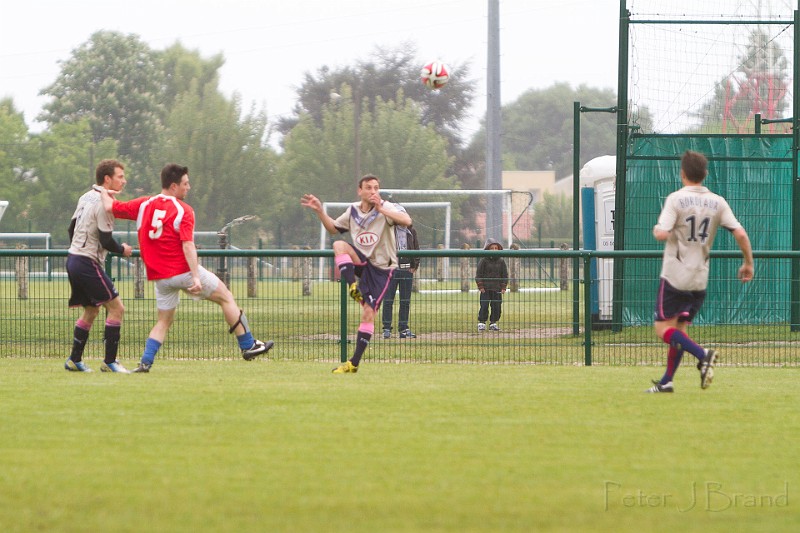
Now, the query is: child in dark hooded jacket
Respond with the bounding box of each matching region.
[475,238,508,331]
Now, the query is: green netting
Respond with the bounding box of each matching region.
[622,134,793,324]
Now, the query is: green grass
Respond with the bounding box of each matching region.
[1,359,798,532]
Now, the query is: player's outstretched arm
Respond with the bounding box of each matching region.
[301,194,339,234]
[732,227,754,282]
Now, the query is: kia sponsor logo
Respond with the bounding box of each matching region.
[356,232,378,246]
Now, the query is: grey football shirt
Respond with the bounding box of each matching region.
[655,185,742,291]
[334,201,400,270]
[68,189,116,265]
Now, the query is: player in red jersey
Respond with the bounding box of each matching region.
[102,163,272,372]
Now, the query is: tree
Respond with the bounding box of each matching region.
[154,83,277,243]
[277,45,476,151]
[0,117,117,241]
[38,31,164,189]
[533,191,573,240]
[0,98,32,231]
[276,88,458,247]
[160,43,225,110]
[469,83,620,179]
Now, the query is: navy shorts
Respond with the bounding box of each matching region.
[654,278,706,323]
[66,254,119,308]
[352,248,394,310]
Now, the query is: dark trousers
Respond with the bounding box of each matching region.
[382,268,413,331]
[478,290,503,323]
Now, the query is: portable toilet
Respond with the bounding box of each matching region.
[580,156,615,328]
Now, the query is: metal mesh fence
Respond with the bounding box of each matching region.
[1,249,798,366]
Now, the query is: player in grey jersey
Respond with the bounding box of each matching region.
[65,159,133,373]
[302,174,412,373]
[646,151,753,393]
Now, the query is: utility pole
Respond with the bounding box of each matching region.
[486,0,503,240]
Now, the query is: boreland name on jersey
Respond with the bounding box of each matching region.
[678,196,719,210]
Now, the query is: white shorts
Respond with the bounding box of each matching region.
[154,266,220,310]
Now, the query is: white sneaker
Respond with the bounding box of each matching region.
[699,349,717,389]
[645,380,674,393]
[477,323,486,332]
[101,361,131,374]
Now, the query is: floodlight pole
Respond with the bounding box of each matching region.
[486,0,503,241]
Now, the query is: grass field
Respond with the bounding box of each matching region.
[1,359,797,532]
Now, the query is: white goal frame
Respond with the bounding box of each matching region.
[381,189,514,248]
[319,201,452,281]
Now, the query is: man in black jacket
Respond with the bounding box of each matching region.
[382,224,420,339]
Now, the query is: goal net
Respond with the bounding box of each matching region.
[627,0,796,134]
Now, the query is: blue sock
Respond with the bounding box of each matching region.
[660,346,684,385]
[237,331,255,351]
[142,337,162,366]
[664,328,705,361]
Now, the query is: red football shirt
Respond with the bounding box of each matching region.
[113,194,195,280]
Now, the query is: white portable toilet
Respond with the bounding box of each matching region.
[580,156,615,326]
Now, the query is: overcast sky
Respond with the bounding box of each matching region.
[0,0,619,138]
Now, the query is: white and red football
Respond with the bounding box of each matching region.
[420,61,450,89]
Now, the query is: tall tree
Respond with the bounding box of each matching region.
[1,119,116,241]
[276,88,457,247]
[469,83,621,179]
[38,31,164,188]
[160,43,225,110]
[277,45,475,151]
[154,83,277,243]
[533,191,573,240]
[0,98,32,231]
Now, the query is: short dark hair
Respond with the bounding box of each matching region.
[161,163,189,189]
[95,159,123,185]
[358,174,379,189]
[681,150,708,183]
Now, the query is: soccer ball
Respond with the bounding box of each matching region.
[421,61,450,89]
